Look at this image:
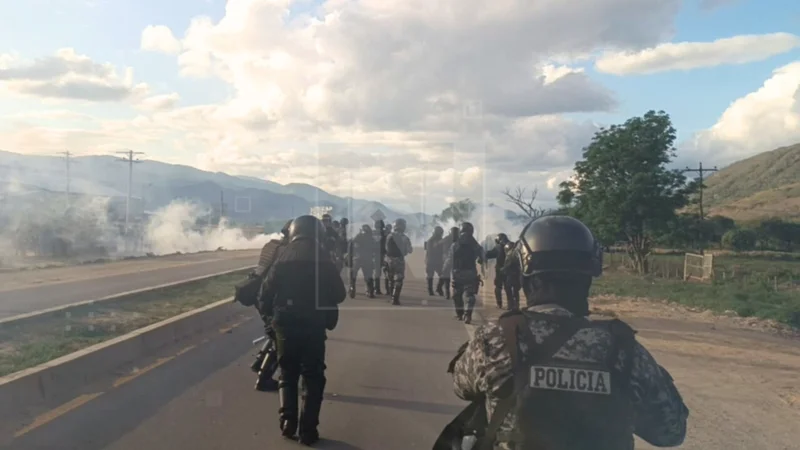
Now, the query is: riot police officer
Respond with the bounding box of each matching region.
[348,224,378,298]
[424,226,445,296]
[486,232,514,310]
[501,238,521,310]
[440,226,458,302]
[446,216,689,449]
[384,218,413,305]
[382,223,393,294]
[451,222,485,324]
[372,219,387,295]
[260,215,347,445]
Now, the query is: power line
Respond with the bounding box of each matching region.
[116,149,145,232]
[682,162,718,221]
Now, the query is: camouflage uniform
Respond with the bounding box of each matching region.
[384,229,413,304]
[451,304,689,450]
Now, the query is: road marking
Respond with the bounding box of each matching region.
[0,266,254,325]
[218,317,253,334]
[10,317,248,440]
[0,254,256,293]
[13,392,105,437]
[112,356,175,388]
[176,345,196,356]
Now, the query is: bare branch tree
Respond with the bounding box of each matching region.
[502,186,547,219]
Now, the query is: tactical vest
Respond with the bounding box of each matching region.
[452,238,479,272]
[386,234,404,258]
[485,311,636,450]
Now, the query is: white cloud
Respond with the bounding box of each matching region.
[140,25,182,55]
[596,33,800,75]
[683,61,800,165]
[136,93,180,112]
[1,0,690,210]
[0,48,150,102]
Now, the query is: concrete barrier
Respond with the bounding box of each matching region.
[0,296,245,440]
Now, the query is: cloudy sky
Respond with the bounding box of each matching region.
[0,0,798,214]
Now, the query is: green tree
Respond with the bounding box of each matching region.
[722,228,757,252]
[757,218,800,252]
[557,110,694,274]
[436,198,476,224]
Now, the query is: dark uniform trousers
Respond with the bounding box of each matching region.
[349,258,375,295]
[452,269,479,321]
[493,269,519,310]
[275,325,327,435]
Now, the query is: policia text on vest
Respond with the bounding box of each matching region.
[530,365,610,395]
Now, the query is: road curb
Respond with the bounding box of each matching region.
[0,266,253,326]
[0,296,244,435]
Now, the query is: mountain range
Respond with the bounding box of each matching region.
[704,142,800,222]
[0,150,432,226]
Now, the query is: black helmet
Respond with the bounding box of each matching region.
[321,214,332,226]
[433,226,444,237]
[393,218,407,233]
[288,215,326,243]
[495,233,508,244]
[517,215,601,277]
[385,223,393,232]
[460,222,474,236]
[280,219,293,237]
[449,226,459,236]
[361,224,372,234]
[341,218,349,226]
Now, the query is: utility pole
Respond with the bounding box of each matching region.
[116,150,144,232]
[59,150,75,208]
[220,190,225,224]
[683,162,718,221]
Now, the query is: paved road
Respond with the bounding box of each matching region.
[0,250,261,319]
[4,276,477,450]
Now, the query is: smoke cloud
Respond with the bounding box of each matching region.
[0,190,279,269]
[143,202,280,254]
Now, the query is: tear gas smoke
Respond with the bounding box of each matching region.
[143,202,280,254]
[0,192,280,268]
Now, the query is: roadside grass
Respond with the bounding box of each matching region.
[0,270,250,377]
[591,271,800,328]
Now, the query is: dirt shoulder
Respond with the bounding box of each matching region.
[478,294,800,450]
[0,249,260,292]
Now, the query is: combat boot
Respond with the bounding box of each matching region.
[391,282,403,305]
[436,279,445,296]
[443,279,451,300]
[384,277,391,295]
[348,281,356,299]
[494,287,503,309]
[279,381,299,439]
[299,374,326,446]
[374,277,383,295]
[426,278,435,296]
[366,279,375,298]
[464,294,476,324]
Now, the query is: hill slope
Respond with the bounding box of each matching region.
[0,150,432,225]
[703,143,800,221]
